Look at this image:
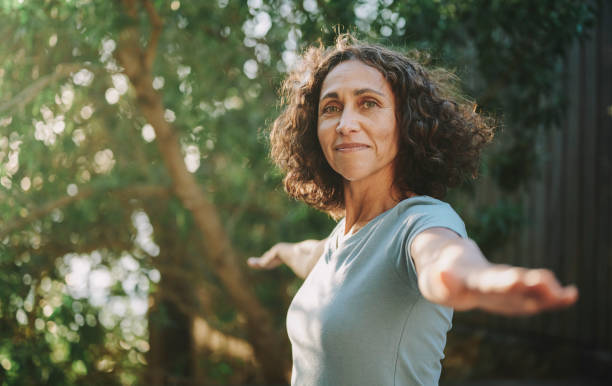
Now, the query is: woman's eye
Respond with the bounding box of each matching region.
[363,100,378,109]
[322,105,340,114]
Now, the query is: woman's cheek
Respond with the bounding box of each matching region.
[317,121,335,151]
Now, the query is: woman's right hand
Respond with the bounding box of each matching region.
[247,242,294,270]
[247,239,326,279]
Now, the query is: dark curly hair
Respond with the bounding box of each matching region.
[269,35,494,218]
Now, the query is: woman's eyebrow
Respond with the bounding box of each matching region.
[320,91,339,101]
[320,88,385,102]
[354,88,385,97]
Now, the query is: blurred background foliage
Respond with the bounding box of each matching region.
[0,0,596,384]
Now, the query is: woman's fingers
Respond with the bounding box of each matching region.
[247,257,264,268]
[562,285,579,305]
[247,247,283,270]
[514,269,578,307]
[454,266,578,316]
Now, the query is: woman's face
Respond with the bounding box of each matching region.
[317,60,398,185]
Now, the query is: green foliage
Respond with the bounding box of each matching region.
[0,0,595,383]
[0,247,125,385]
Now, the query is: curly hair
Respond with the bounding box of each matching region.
[269,35,494,218]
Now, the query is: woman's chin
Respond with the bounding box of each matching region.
[339,172,369,183]
[336,169,362,182]
[337,167,393,185]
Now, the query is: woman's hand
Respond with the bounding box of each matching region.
[247,243,293,270]
[438,265,578,316]
[412,228,578,316]
[247,239,326,279]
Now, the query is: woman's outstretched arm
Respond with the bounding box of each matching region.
[411,228,578,315]
[247,239,327,279]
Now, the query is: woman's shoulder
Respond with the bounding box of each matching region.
[393,195,455,215]
[391,195,466,238]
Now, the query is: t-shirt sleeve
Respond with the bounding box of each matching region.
[398,200,467,291]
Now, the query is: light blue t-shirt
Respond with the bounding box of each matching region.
[286,196,467,386]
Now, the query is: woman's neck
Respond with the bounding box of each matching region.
[342,178,403,235]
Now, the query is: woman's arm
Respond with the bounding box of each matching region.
[247,239,326,279]
[411,228,578,315]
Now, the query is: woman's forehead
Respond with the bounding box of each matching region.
[320,60,392,99]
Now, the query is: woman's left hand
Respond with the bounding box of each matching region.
[412,229,578,316]
[438,265,579,316]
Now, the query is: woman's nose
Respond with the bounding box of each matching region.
[336,108,360,135]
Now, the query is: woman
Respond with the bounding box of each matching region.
[248,35,578,385]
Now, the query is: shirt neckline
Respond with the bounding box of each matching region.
[336,195,434,248]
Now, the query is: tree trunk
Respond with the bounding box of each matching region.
[147,284,193,385]
[116,2,289,381]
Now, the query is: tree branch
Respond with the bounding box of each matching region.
[155,286,255,363]
[192,315,255,363]
[141,0,163,72]
[121,0,138,17]
[0,63,85,113]
[0,184,170,239]
[157,285,210,321]
[154,261,221,305]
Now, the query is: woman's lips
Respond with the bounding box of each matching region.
[335,143,369,152]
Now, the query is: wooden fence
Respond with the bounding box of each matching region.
[455,1,612,353]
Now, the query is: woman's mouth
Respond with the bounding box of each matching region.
[335,143,369,152]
